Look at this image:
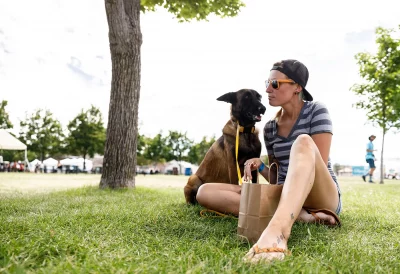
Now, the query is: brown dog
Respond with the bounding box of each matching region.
[184,89,266,204]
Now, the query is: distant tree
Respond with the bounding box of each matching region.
[0,149,37,163]
[187,135,216,165]
[0,100,13,129]
[144,132,168,163]
[66,106,106,171]
[333,163,341,176]
[19,109,64,161]
[101,0,245,188]
[136,133,146,156]
[136,133,149,166]
[351,26,400,184]
[262,155,269,166]
[164,131,193,164]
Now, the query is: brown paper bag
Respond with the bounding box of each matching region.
[237,163,283,244]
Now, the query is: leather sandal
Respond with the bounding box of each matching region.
[243,245,291,263]
[304,208,341,227]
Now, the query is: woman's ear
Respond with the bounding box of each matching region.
[298,85,303,92]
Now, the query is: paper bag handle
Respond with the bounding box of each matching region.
[268,162,279,185]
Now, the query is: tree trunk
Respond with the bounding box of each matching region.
[100,0,142,188]
[380,129,385,184]
[83,153,86,172]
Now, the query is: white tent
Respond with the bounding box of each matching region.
[43,157,58,172]
[60,157,93,172]
[164,160,198,175]
[60,158,74,166]
[29,159,41,172]
[0,129,29,169]
[0,129,27,150]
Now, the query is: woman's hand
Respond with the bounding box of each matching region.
[243,158,262,182]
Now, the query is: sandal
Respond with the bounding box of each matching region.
[304,208,341,227]
[243,245,291,263]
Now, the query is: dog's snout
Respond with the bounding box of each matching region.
[258,105,266,113]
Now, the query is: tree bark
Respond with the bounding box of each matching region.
[83,153,87,171]
[380,129,385,184]
[100,0,142,188]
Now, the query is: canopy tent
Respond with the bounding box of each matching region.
[60,157,93,172]
[29,159,41,172]
[0,129,29,169]
[0,129,26,150]
[43,157,59,172]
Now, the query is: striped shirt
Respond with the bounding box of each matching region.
[263,101,340,196]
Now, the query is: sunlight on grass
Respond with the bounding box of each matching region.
[0,173,188,195]
[0,174,399,272]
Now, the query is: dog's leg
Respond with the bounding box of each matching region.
[184,175,204,205]
[251,170,258,184]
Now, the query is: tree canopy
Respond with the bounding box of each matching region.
[0,100,13,129]
[141,0,245,21]
[351,26,400,131]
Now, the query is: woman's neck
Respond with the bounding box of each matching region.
[280,100,305,121]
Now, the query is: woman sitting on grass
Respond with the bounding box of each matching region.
[196,59,341,263]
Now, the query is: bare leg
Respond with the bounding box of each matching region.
[196,183,241,216]
[369,167,376,182]
[245,135,339,263]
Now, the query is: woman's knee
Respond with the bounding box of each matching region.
[292,134,315,153]
[196,184,208,205]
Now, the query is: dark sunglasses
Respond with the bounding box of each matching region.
[265,79,296,89]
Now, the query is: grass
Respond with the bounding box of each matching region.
[0,175,400,273]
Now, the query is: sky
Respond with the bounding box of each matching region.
[0,0,399,167]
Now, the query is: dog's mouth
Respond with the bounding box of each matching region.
[254,114,262,122]
[247,113,263,122]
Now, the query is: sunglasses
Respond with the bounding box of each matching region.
[265,79,296,89]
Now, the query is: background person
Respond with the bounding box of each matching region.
[362,134,377,183]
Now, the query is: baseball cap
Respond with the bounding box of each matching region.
[271,59,313,101]
[369,134,376,139]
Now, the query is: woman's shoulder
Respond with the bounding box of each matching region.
[306,100,329,110]
[304,101,330,116]
[263,117,277,139]
[263,118,275,131]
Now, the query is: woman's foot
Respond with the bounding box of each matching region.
[297,208,338,226]
[243,225,289,263]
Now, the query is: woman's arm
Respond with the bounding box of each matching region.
[311,133,332,166]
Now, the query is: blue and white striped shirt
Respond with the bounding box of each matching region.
[263,101,340,195]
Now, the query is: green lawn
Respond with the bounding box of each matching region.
[0,174,399,273]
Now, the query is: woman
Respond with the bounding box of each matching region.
[196,59,341,263]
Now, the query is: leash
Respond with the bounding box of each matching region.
[199,209,238,219]
[236,122,243,185]
[236,122,254,185]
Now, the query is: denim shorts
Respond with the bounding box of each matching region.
[333,178,342,215]
[366,158,375,168]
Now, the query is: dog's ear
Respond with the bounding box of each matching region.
[217,92,237,104]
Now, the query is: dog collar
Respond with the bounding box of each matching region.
[239,126,255,134]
